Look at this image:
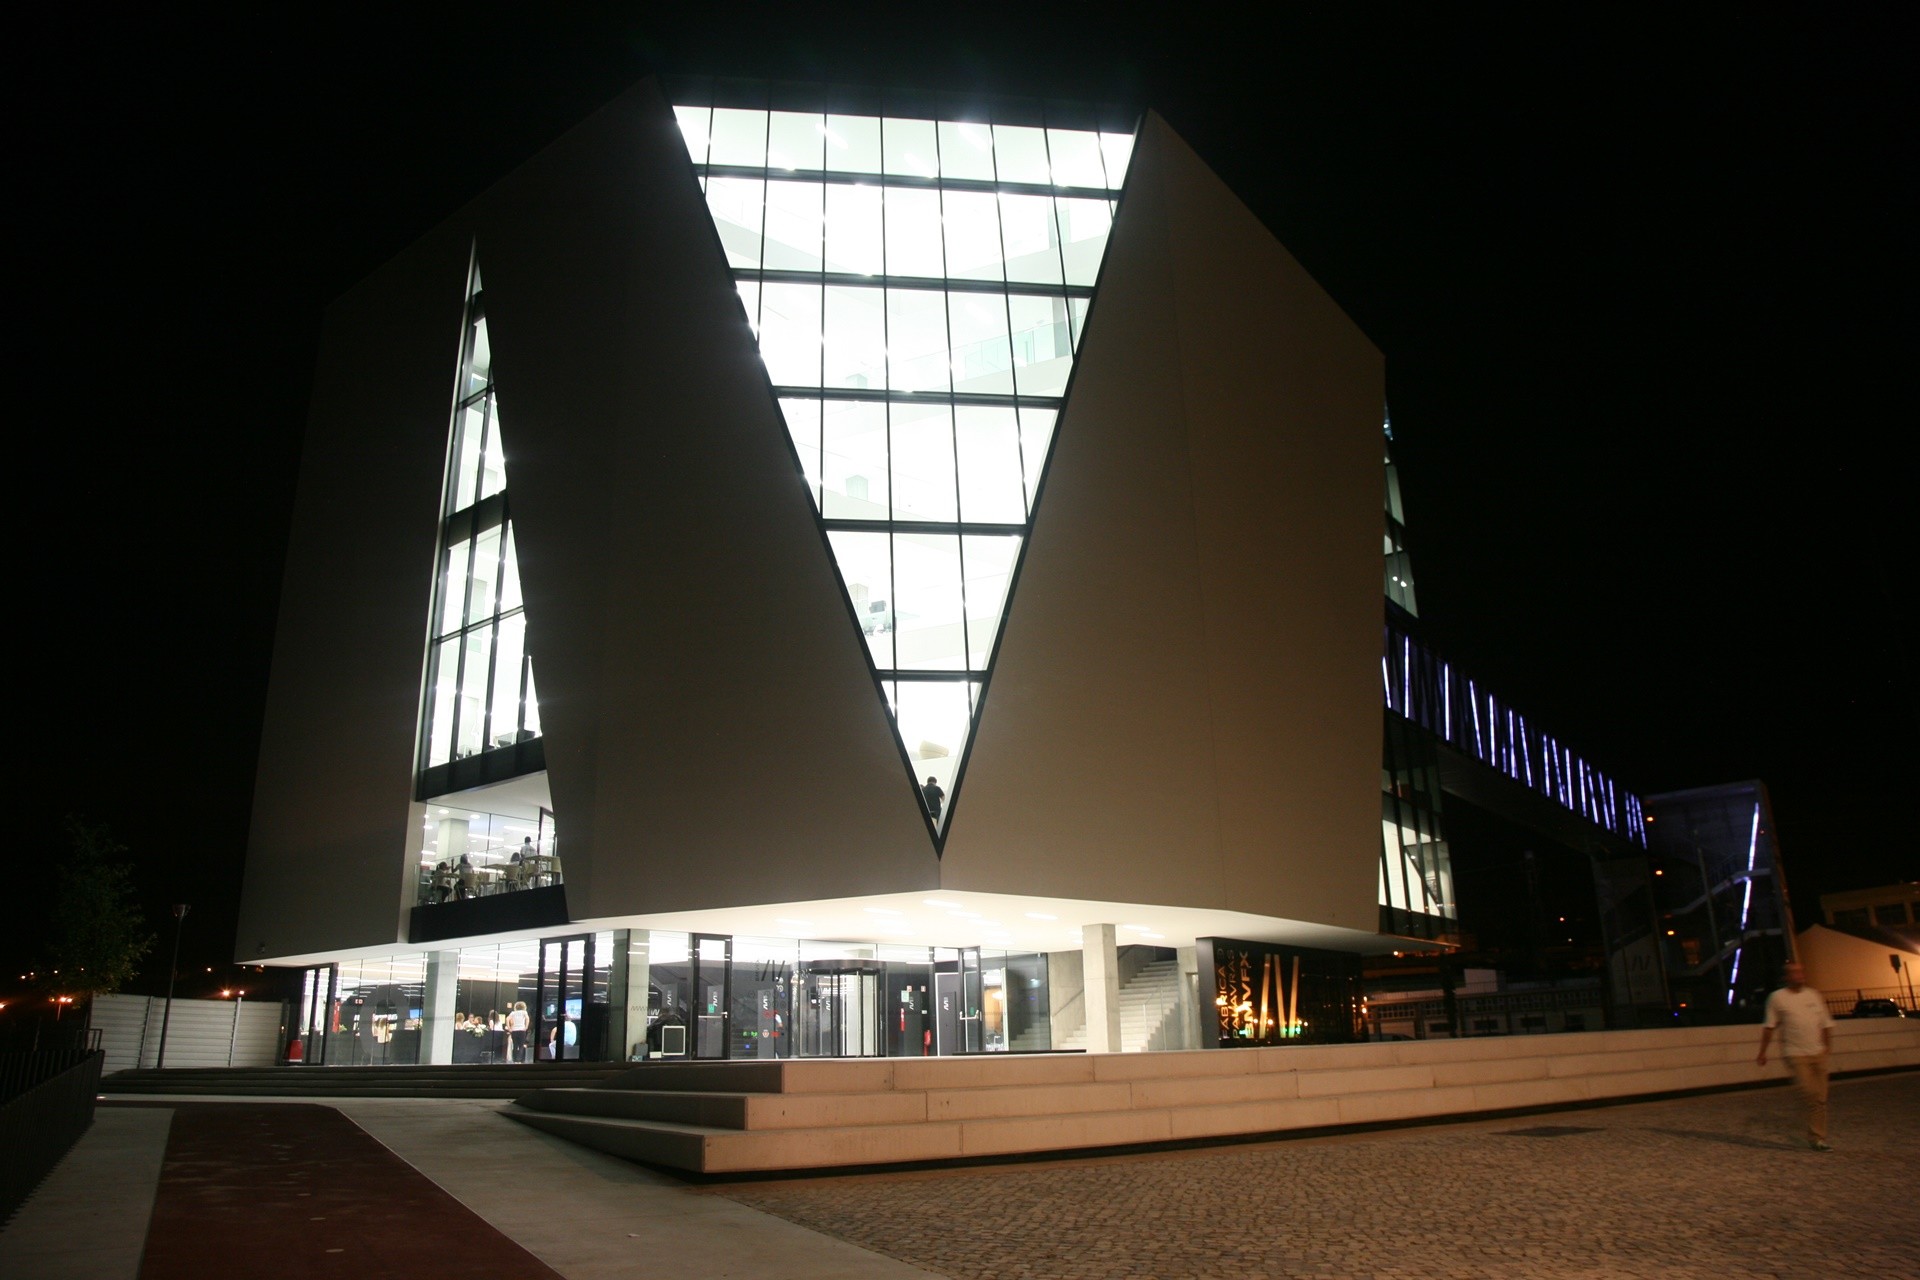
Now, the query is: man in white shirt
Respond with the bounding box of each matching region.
[1756,961,1836,1150]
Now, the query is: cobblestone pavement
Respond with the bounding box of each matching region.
[718,1073,1920,1280]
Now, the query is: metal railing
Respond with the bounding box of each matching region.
[0,1049,104,1223]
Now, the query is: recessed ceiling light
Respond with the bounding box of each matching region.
[1024,912,1057,921]
[923,899,962,909]
[864,907,902,916]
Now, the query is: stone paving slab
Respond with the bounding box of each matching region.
[718,1073,1920,1280]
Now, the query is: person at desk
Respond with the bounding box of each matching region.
[456,853,477,900]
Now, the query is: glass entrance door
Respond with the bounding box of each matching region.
[959,946,984,1052]
[691,934,733,1059]
[796,962,881,1056]
[536,934,591,1061]
[293,964,335,1065]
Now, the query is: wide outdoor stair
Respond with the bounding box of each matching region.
[506,1019,1920,1175]
[100,1062,631,1098]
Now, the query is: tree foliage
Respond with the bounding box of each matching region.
[41,818,155,1006]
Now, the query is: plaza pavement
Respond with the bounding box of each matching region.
[1,1072,1913,1279]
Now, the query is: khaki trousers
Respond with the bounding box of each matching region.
[1785,1052,1830,1142]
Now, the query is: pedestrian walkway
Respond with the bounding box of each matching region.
[722,1073,1920,1280]
[1,1073,1913,1279]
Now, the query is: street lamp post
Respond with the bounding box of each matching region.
[154,904,190,1070]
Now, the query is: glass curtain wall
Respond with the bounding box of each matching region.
[674,93,1133,832]
[641,931,1048,1058]
[419,262,544,786]
[325,954,428,1066]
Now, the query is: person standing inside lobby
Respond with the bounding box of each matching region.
[1757,960,1836,1150]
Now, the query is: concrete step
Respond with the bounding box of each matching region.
[101,1063,630,1097]
[498,1020,1920,1175]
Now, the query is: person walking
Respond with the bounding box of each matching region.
[1756,960,1836,1150]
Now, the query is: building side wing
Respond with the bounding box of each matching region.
[941,112,1383,930]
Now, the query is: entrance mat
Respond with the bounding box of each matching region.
[140,1103,562,1280]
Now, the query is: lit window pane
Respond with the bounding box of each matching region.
[954,406,1025,524]
[706,177,765,270]
[766,111,824,172]
[890,401,956,523]
[823,286,886,391]
[895,680,972,823]
[490,613,527,746]
[428,637,460,766]
[521,662,541,737]
[991,125,1051,185]
[1056,197,1112,286]
[1046,129,1106,188]
[822,401,889,520]
[1009,294,1072,398]
[962,534,1021,668]
[938,120,996,181]
[762,181,823,271]
[439,538,470,637]
[1098,131,1135,187]
[824,184,883,275]
[886,289,950,394]
[883,187,944,278]
[882,117,939,179]
[450,400,486,511]
[947,292,1014,395]
[1067,296,1090,352]
[477,400,507,501]
[827,530,893,669]
[467,525,501,626]
[941,190,1003,282]
[759,283,822,386]
[894,533,965,670]
[457,627,494,759]
[826,114,881,173]
[467,316,491,395]
[1018,406,1057,510]
[499,524,523,612]
[736,280,760,338]
[999,194,1062,285]
[708,108,768,167]
[673,105,711,164]
[778,397,822,509]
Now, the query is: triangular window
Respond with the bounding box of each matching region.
[418,260,544,789]
[676,97,1132,843]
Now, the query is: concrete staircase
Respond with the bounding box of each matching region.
[100,1062,631,1098]
[505,1018,1920,1176]
[1050,958,1187,1053]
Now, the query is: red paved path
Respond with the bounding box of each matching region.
[134,1103,562,1280]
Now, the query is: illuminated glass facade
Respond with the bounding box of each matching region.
[673,94,1133,833]
[418,266,544,795]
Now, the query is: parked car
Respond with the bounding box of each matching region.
[1847,998,1906,1018]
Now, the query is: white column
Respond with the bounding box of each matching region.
[421,949,459,1065]
[1083,923,1121,1053]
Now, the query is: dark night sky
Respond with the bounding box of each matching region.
[11,7,1911,995]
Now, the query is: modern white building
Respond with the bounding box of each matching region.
[237,76,1424,1067]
